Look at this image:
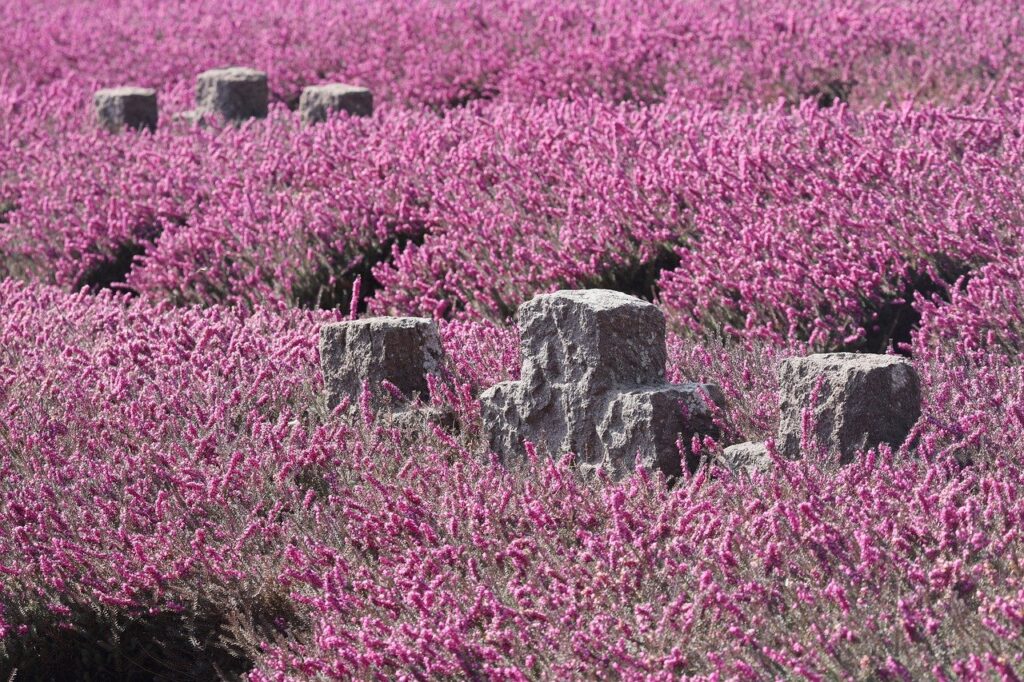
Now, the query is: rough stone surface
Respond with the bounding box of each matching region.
[480,289,724,478]
[599,384,725,477]
[386,405,458,434]
[195,67,268,122]
[518,289,667,395]
[93,87,157,132]
[721,441,771,474]
[320,317,443,411]
[777,353,921,463]
[300,84,373,124]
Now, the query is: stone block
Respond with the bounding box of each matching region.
[481,380,723,477]
[517,289,667,396]
[721,441,771,474]
[300,84,373,124]
[480,289,724,479]
[195,67,268,122]
[94,87,157,132]
[777,353,921,462]
[320,317,443,411]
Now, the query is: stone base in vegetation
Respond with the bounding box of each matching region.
[318,295,923,475]
[320,317,443,411]
[300,84,373,124]
[93,86,157,132]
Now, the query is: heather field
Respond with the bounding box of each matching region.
[3,1,1024,679]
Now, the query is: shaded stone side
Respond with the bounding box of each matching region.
[94,87,157,132]
[777,353,921,462]
[320,317,443,410]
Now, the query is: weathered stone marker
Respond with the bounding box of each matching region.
[93,87,158,132]
[480,289,725,479]
[300,84,373,124]
[320,317,443,411]
[195,67,268,122]
[777,353,921,463]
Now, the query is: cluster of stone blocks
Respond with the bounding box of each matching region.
[320,289,725,479]
[94,67,373,132]
[319,289,924,479]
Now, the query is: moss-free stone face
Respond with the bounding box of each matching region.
[319,317,443,411]
[195,67,268,122]
[299,84,373,124]
[480,289,724,479]
[517,289,668,395]
[777,353,922,463]
[93,87,157,132]
[722,441,771,474]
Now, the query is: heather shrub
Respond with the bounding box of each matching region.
[3,0,1024,109]
[5,0,1024,678]
[245,450,1024,680]
[0,104,443,307]
[2,282,1023,679]
[0,281,330,678]
[374,100,1024,350]
[915,254,1024,356]
[908,255,1024,465]
[4,76,1024,354]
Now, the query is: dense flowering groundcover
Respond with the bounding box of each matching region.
[3,282,1024,680]
[3,0,1024,679]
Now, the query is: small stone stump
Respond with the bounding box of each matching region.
[777,353,921,462]
[94,87,157,132]
[320,317,443,411]
[300,84,373,124]
[195,67,268,122]
[721,441,771,474]
[480,289,725,479]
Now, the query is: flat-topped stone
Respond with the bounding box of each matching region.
[300,84,373,124]
[481,289,724,478]
[320,317,443,411]
[94,87,157,132]
[777,353,921,462]
[195,67,268,122]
